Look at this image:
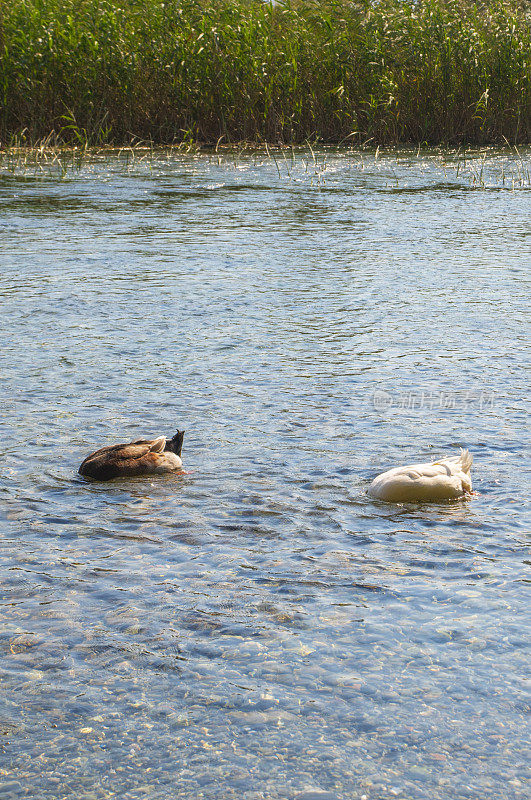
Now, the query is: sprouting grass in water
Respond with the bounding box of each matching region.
[1,143,529,192]
[0,0,529,146]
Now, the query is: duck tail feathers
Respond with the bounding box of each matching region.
[165,430,184,457]
[434,448,473,472]
[459,448,473,473]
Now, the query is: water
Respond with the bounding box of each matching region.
[0,148,529,800]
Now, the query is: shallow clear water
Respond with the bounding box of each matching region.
[0,148,529,800]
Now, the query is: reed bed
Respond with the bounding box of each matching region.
[0,0,530,146]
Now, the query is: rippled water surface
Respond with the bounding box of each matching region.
[0,148,529,800]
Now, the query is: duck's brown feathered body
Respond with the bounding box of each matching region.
[79,431,184,481]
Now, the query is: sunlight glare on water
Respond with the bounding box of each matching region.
[0,148,529,800]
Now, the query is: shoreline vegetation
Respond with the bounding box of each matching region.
[0,0,530,147]
[1,143,530,192]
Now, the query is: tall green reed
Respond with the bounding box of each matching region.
[0,0,529,146]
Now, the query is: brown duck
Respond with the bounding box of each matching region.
[79,431,184,481]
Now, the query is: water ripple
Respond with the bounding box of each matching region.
[0,149,529,800]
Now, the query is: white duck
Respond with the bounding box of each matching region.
[368,449,473,503]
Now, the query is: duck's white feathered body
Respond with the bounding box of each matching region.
[368,449,473,503]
